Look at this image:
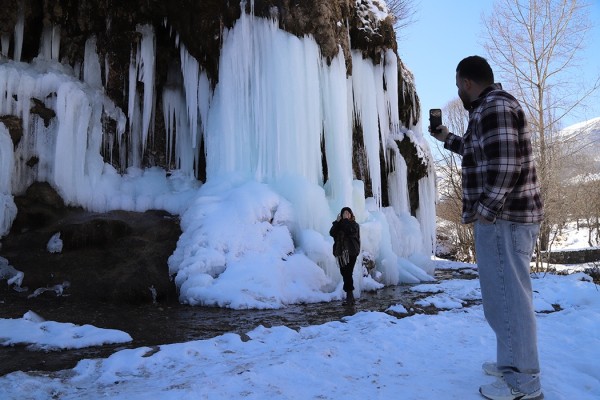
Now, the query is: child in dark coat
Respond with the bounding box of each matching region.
[329,207,360,305]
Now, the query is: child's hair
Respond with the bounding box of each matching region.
[340,207,355,221]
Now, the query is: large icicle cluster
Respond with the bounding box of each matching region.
[0,22,192,215]
[164,8,436,303]
[128,24,156,167]
[0,1,437,308]
[0,39,127,205]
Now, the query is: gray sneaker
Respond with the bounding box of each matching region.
[479,378,544,400]
[482,362,503,377]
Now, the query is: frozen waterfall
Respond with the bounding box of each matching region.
[0,4,437,308]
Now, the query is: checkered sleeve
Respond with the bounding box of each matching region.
[444,132,464,155]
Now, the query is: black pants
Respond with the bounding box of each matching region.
[338,254,357,292]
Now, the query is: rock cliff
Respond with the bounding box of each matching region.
[0,0,432,304]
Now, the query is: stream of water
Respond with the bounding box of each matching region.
[0,269,475,376]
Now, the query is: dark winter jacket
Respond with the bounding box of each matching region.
[329,218,360,257]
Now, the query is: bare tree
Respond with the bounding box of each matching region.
[561,131,600,248]
[387,0,419,33]
[481,0,600,253]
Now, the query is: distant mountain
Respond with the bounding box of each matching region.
[558,117,600,182]
[561,117,600,141]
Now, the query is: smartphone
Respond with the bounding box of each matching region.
[429,109,442,133]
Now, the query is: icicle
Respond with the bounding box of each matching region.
[163,84,195,175]
[104,55,109,88]
[387,143,410,215]
[13,1,24,62]
[128,85,142,167]
[127,46,139,163]
[351,51,383,205]
[51,25,61,60]
[320,53,354,210]
[1,34,9,57]
[53,83,93,204]
[162,46,207,176]
[416,146,437,256]
[0,124,14,195]
[197,70,211,141]
[205,11,326,185]
[179,45,200,150]
[0,191,17,238]
[384,49,400,130]
[136,24,156,152]
[126,25,156,167]
[39,25,60,60]
[40,26,52,59]
[83,36,102,89]
[162,87,175,168]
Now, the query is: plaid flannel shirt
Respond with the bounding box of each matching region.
[444,83,544,224]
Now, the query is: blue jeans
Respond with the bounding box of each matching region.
[474,219,541,394]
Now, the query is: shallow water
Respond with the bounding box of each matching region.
[0,268,476,376]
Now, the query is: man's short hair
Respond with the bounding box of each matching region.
[456,56,494,86]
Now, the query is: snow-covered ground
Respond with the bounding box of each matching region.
[1,258,598,400]
[551,222,598,251]
[0,2,598,398]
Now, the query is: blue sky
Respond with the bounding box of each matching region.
[397,0,600,131]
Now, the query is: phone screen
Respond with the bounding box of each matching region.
[429,109,442,132]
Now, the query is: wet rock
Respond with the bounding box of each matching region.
[0,115,23,148]
[396,136,429,216]
[1,184,180,304]
[59,218,133,250]
[30,97,56,127]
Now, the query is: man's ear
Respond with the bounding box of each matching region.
[463,78,472,91]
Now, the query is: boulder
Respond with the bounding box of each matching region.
[1,183,180,304]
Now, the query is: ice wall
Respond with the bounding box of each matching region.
[167,11,414,222]
[0,23,187,214]
[0,59,122,204]
[351,49,402,206]
[163,8,436,293]
[0,2,437,303]
[128,25,156,167]
[13,2,24,62]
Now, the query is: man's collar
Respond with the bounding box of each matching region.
[470,83,503,109]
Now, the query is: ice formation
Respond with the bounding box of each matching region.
[0,1,438,308]
[0,124,17,237]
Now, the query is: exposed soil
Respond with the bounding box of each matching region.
[0,268,479,376]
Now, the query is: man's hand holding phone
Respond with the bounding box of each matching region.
[428,108,449,142]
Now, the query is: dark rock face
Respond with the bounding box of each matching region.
[1,183,180,303]
[396,137,428,215]
[0,115,23,148]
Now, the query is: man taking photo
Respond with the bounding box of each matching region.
[430,55,544,400]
